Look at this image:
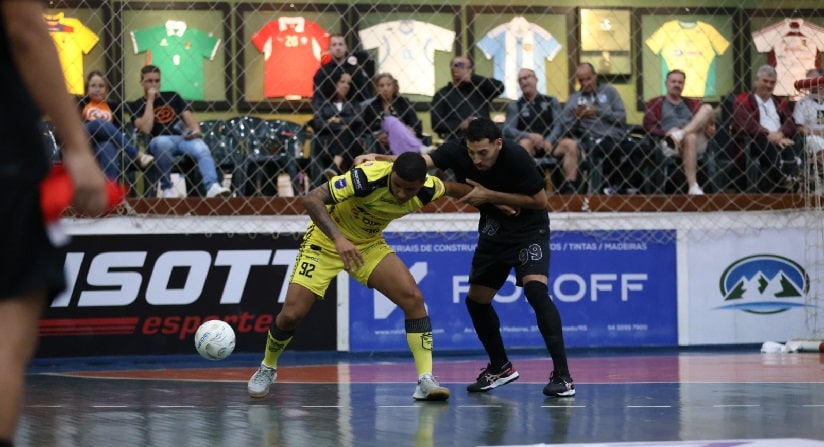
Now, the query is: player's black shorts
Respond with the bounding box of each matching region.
[468,231,550,289]
[0,184,65,302]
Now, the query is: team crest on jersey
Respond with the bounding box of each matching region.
[334,178,347,189]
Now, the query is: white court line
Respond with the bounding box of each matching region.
[542,405,587,408]
[91,405,129,408]
[157,405,195,408]
[302,405,343,408]
[27,405,62,408]
[802,404,824,407]
[712,404,761,407]
[626,405,673,408]
[377,405,417,408]
[457,405,502,408]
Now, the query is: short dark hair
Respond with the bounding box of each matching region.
[140,65,160,80]
[466,117,501,142]
[393,152,427,182]
[666,69,686,80]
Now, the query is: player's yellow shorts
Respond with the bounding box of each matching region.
[289,225,394,298]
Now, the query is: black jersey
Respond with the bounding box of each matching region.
[430,139,549,242]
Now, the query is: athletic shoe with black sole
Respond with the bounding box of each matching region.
[466,362,520,392]
[543,371,575,397]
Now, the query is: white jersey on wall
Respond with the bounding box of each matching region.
[752,19,824,97]
[359,19,455,97]
[477,16,562,100]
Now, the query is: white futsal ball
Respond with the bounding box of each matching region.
[194,320,236,361]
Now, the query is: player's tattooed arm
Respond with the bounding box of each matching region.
[301,185,364,270]
[301,185,341,240]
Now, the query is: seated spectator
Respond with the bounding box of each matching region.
[361,73,427,155]
[78,70,154,180]
[642,69,716,195]
[793,67,824,182]
[431,55,504,143]
[733,64,802,192]
[129,65,230,198]
[503,68,579,194]
[550,63,638,194]
[312,66,365,178]
[313,34,374,106]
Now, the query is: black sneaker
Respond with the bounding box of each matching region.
[466,362,520,392]
[543,371,575,397]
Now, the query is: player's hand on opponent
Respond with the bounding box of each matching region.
[460,179,520,216]
[353,154,377,166]
[61,147,109,216]
[458,178,492,207]
[334,235,364,271]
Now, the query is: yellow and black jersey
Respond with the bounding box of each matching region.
[324,160,445,244]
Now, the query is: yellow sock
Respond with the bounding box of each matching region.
[262,330,292,368]
[406,331,433,376]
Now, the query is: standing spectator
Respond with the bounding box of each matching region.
[313,67,365,179]
[78,70,154,180]
[312,34,373,105]
[431,55,504,143]
[642,69,716,195]
[733,64,802,192]
[549,63,636,194]
[247,153,458,401]
[361,73,427,155]
[503,68,580,194]
[0,2,108,443]
[129,65,230,198]
[793,67,824,185]
[356,118,576,398]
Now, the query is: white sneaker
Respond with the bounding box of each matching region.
[688,184,704,195]
[412,373,450,401]
[161,188,180,199]
[669,129,684,144]
[136,153,155,169]
[247,363,277,398]
[206,183,231,198]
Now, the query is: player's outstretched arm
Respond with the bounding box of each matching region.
[443,181,472,199]
[300,184,364,271]
[354,153,437,170]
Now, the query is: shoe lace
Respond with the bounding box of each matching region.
[420,374,441,388]
[549,371,571,385]
[252,366,274,384]
[475,364,494,381]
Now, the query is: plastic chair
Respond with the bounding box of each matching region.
[199,119,241,194]
[224,116,287,196]
[268,119,310,195]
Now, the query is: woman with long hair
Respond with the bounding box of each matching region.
[78,70,153,180]
[361,73,427,155]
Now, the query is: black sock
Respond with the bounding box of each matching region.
[466,298,508,369]
[524,281,569,373]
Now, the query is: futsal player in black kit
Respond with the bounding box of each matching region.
[359,117,575,397]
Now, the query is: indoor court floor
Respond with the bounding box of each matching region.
[17,349,824,447]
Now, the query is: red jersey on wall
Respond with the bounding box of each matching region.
[251,17,330,99]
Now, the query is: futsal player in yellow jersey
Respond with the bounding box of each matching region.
[248,152,464,401]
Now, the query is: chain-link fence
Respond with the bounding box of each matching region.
[44,1,824,337]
